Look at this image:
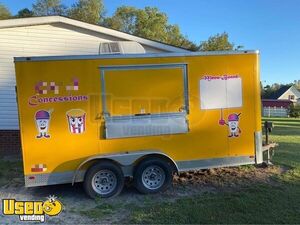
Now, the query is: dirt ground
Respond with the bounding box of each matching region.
[0,161,285,224]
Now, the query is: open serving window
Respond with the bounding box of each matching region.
[100,63,189,139]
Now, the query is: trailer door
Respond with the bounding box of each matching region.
[100,63,189,139]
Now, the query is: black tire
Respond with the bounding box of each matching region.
[133,157,173,194]
[84,161,124,198]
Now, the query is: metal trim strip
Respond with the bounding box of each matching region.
[99,63,187,70]
[255,131,263,164]
[106,112,187,121]
[176,156,255,172]
[14,50,260,62]
[25,170,85,187]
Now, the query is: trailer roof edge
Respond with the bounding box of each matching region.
[14,50,260,62]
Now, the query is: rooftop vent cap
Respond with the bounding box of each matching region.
[99,41,146,54]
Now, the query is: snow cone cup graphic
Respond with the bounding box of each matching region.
[227,113,241,137]
[66,109,86,134]
[35,110,51,138]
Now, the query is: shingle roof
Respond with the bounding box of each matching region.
[268,85,292,99]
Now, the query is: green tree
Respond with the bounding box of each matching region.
[262,84,273,99]
[164,24,198,51]
[135,7,170,42]
[293,80,300,89]
[68,0,104,24]
[103,6,197,50]
[260,82,265,98]
[32,0,66,16]
[103,6,137,33]
[199,32,242,51]
[16,8,34,18]
[0,3,11,20]
[289,104,300,118]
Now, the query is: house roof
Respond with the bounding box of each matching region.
[0,16,190,53]
[268,85,292,99]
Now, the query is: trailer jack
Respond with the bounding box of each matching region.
[262,121,277,165]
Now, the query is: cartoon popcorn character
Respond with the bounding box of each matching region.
[35,110,51,138]
[219,113,241,137]
[66,109,86,134]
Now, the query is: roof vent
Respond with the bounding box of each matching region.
[99,41,146,54]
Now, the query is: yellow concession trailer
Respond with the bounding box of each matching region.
[14,50,262,198]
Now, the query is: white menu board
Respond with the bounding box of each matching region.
[200,75,242,110]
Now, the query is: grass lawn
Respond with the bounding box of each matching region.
[0,117,299,224]
[0,159,23,187]
[128,117,300,224]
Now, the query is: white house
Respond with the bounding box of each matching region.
[0,16,189,131]
[277,85,300,104]
[262,85,300,117]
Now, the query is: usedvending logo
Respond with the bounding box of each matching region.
[2,195,63,222]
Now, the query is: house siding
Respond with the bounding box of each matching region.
[278,86,300,103]
[0,23,168,131]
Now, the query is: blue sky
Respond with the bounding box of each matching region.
[1,0,300,85]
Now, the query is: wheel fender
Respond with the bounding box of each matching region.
[72,150,178,185]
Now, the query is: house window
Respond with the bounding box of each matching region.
[289,95,295,100]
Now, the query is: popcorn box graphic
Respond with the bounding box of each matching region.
[66,109,86,134]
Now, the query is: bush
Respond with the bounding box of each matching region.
[289,104,300,118]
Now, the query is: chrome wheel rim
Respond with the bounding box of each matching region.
[92,170,117,195]
[142,165,165,190]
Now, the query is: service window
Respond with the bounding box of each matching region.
[100,63,189,139]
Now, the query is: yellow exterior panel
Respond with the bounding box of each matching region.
[14,52,260,181]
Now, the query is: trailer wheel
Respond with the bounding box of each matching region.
[134,158,173,194]
[84,161,124,198]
